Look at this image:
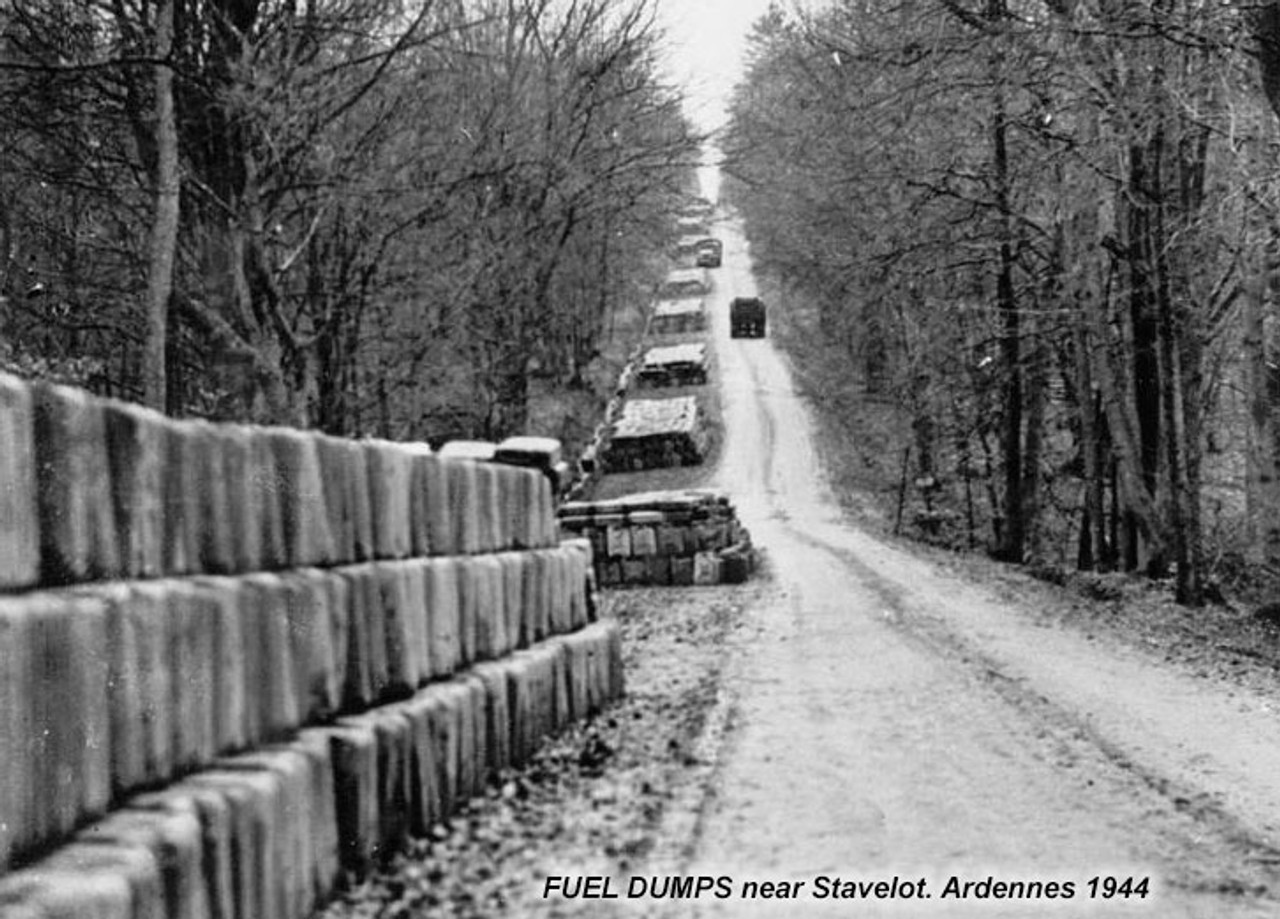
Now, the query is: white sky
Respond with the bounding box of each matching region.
[654,0,777,135]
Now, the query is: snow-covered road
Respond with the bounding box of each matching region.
[660,214,1280,918]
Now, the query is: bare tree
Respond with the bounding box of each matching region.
[725,0,1269,604]
[143,0,178,411]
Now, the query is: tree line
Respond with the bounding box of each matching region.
[0,0,699,441]
[724,0,1280,605]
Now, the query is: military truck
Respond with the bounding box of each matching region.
[695,238,723,267]
[729,297,766,338]
[439,436,572,497]
[494,435,571,497]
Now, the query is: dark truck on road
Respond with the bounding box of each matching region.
[729,297,766,338]
[695,238,722,267]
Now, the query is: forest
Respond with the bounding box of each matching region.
[0,0,699,443]
[11,0,1280,609]
[723,0,1280,606]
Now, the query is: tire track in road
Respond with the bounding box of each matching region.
[789,526,1280,907]
[669,210,1280,918]
[672,513,1280,918]
[736,339,777,507]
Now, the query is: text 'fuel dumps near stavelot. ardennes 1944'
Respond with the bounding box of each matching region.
[538,874,1148,902]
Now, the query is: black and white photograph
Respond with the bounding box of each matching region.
[5,0,1280,916]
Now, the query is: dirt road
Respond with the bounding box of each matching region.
[655,217,1280,917]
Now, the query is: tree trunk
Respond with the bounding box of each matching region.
[143,0,179,413]
[1150,148,1202,602]
[1156,246,1194,599]
[1152,6,1205,604]
[1244,250,1279,565]
[1073,311,1109,570]
[1088,266,1167,562]
[1127,145,1164,574]
[1022,326,1047,562]
[989,0,1024,562]
[491,368,530,440]
[1254,2,1280,124]
[1177,311,1206,605]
